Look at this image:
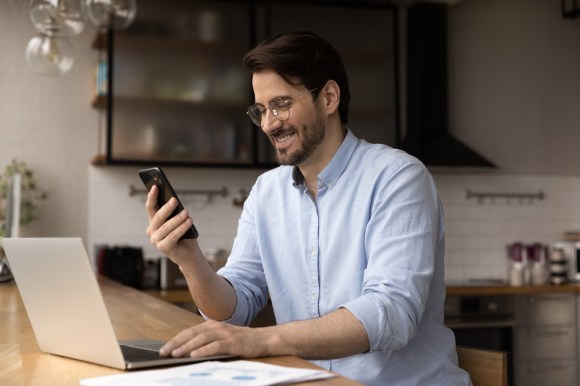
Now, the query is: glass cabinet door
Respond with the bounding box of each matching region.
[108,0,253,166]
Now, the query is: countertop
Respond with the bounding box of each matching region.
[147,282,580,300]
[446,281,580,296]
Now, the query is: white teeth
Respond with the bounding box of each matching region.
[275,134,293,143]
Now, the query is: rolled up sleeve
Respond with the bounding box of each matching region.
[341,162,440,352]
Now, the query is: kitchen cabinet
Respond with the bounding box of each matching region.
[102,0,399,167]
[514,294,577,386]
[106,0,254,167]
[447,285,580,386]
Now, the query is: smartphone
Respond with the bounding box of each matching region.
[139,167,198,239]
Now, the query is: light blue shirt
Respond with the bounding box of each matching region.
[217,130,471,386]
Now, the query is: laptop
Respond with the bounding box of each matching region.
[3,237,230,370]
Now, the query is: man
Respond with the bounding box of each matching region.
[146,31,471,386]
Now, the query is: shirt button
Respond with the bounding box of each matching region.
[328,181,334,188]
[310,250,316,256]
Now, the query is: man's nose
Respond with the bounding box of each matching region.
[260,109,282,134]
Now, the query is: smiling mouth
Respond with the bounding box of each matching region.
[275,133,294,143]
[269,129,296,145]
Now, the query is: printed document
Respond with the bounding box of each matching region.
[80,360,335,386]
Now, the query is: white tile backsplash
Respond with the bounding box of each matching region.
[432,171,580,282]
[88,166,580,283]
[88,166,261,263]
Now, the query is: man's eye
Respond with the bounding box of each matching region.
[271,99,292,110]
[250,106,264,115]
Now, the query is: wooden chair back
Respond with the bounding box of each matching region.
[456,346,508,386]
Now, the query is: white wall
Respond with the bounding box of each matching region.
[435,171,580,281]
[0,1,99,239]
[448,0,580,175]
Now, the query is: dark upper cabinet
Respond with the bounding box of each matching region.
[104,0,399,168]
[107,0,255,167]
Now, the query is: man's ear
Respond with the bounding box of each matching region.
[320,80,340,115]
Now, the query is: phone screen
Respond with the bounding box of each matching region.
[139,167,198,239]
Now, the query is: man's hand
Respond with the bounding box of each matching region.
[144,184,237,321]
[159,320,270,359]
[159,308,369,361]
[145,184,196,266]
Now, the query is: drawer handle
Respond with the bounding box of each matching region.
[529,363,572,372]
[528,329,570,338]
[527,294,572,303]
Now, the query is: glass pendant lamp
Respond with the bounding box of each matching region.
[86,0,137,30]
[25,34,75,76]
[29,0,86,37]
[25,0,138,76]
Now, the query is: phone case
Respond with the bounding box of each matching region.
[138,167,198,239]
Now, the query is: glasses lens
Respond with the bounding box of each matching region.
[269,98,292,121]
[270,98,291,112]
[247,106,263,126]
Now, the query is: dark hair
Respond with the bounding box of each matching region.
[243,31,350,124]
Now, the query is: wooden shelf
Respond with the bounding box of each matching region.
[90,156,258,168]
[91,154,107,166]
[112,95,246,110]
[91,32,108,50]
[91,95,106,109]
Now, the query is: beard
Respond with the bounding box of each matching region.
[271,114,326,166]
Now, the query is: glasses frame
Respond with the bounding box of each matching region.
[246,88,318,128]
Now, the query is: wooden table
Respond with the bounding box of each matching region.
[0,277,360,386]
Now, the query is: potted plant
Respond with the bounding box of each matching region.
[0,159,47,282]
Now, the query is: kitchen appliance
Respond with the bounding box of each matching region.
[549,245,569,284]
[553,241,580,282]
[445,294,514,385]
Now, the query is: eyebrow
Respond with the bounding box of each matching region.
[252,95,293,107]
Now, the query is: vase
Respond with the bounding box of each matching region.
[0,240,14,283]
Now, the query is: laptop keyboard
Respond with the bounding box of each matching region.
[120,344,161,362]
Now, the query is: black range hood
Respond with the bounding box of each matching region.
[401,3,496,169]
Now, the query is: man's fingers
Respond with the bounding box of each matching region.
[145,184,159,219]
[160,321,263,359]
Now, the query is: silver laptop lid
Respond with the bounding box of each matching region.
[3,238,126,369]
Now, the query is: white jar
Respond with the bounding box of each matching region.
[531,262,548,285]
[510,261,524,286]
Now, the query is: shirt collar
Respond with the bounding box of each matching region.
[292,129,358,191]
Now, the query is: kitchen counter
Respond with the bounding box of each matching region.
[148,283,580,301]
[447,282,580,296]
[1,277,360,386]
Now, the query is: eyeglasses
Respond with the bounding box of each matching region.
[246,88,318,127]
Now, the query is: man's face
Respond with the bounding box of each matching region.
[251,70,325,166]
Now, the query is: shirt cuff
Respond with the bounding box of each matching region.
[340,295,393,352]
